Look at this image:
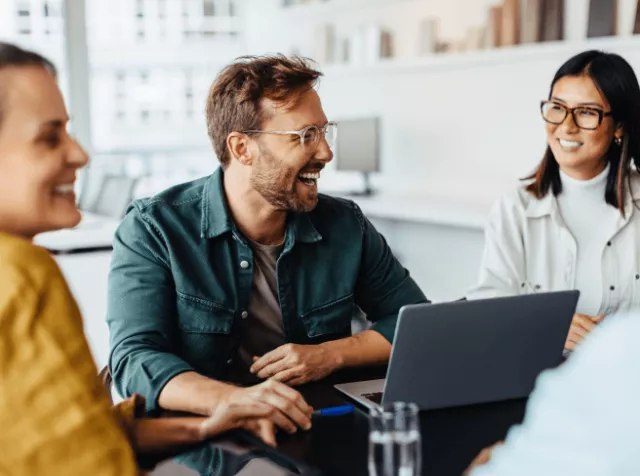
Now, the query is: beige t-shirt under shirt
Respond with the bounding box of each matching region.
[233,239,286,382]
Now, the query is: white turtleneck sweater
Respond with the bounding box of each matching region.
[556,164,620,316]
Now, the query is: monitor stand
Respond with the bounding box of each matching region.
[344,172,374,197]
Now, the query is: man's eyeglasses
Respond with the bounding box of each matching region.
[243,122,338,151]
[540,100,613,131]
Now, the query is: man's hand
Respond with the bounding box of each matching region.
[250,343,340,386]
[218,379,313,436]
[565,313,604,351]
[463,441,503,475]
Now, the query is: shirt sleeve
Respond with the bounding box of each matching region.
[352,203,429,342]
[107,206,194,413]
[0,255,139,476]
[470,313,640,476]
[466,194,526,300]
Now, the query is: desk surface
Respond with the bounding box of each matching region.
[34,212,119,254]
[151,369,526,476]
[346,193,491,230]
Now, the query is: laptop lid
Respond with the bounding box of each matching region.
[382,291,579,410]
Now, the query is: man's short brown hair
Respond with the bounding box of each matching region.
[205,55,322,168]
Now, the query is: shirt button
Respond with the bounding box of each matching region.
[607,241,612,247]
[241,311,248,319]
[227,358,233,364]
[610,285,615,291]
[240,260,249,269]
[636,274,640,280]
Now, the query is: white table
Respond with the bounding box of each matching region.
[34,212,120,255]
[343,192,490,230]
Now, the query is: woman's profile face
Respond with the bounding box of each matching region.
[545,75,621,180]
[0,66,88,239]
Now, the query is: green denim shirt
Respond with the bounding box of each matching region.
[107,168,428,411]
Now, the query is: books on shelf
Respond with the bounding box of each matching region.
[463,26,487,52]
[587,0,618,37]
[487,5,504,48]
[314,23,335,63]
[419,18,439,55]
[540,0,564,41]
[380,31,393,58]
[501,0,519,46]
[520,0,542,43]
[342,25,395,65]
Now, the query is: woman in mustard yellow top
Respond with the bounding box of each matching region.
[0,43,278,475]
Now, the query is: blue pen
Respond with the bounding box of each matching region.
[312,404,354,417]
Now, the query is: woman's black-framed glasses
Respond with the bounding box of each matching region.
[243,121,338,151]
[540,100,612,130]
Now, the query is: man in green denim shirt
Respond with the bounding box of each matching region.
[107,56,428,433]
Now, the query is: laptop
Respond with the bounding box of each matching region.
[335,291,579,410]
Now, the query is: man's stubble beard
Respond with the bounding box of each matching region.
[250,142,318,213]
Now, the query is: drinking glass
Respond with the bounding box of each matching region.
[368,402,421,476]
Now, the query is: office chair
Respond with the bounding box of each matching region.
[92,174,138,219]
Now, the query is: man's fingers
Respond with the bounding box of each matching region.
[267,380,313,415]
[285,375,306,387]
[262,392,312,431]
[251,346,288,374]
[271,368,301,384]
[256,359,291,380]
[268,408,299,434]
[232,402,273,420]
[590,314,605,323]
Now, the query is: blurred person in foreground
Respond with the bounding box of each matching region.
[467,50,640,352]
[106,54,427,420]
[465,311,640,476]
[0,42,281,476]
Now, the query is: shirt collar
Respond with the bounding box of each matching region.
[524,189,556,219]
[524,177,640,221]
[201,168,233,239]
[200,167,323,244]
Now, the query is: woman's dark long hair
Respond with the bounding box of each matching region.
[525,50,640,215]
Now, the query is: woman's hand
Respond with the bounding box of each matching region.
[131,403,278,454]
[565,313,604,351]
[199,401,277,447]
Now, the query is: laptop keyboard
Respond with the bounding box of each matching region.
[362,392,383,404]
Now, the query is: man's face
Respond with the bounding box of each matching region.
[250,88,334,213]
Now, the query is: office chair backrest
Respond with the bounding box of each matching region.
[93,174,138,219]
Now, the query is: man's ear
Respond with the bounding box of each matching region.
[227,132,254,166]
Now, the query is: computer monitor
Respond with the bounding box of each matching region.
[335,117,380,196]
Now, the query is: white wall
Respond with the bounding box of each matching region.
[242,0,640,205]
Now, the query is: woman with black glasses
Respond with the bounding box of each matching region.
[467,50,640,352]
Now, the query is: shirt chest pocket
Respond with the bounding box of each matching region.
[524,247,570,294]
[300,294,354,341]
[176,293,235,377]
